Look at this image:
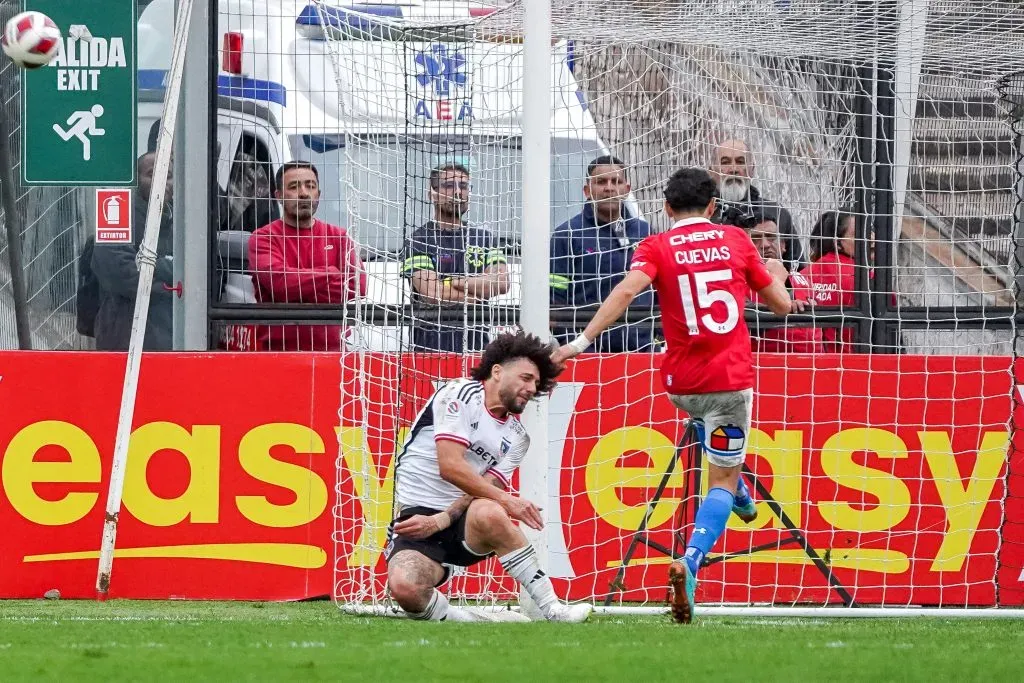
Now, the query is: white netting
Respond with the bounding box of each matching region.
[285,0,1021,612]
[483,0,1024,77]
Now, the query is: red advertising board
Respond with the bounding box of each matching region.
[0,352,1019,606]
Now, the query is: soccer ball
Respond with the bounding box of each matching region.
[1,11,61,70]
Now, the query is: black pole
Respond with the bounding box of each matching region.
[1012,121,1024,324]
[996,70,1024,607]
[0,109,32,350]
[872,63,897,352]
[853,60,876,354]
[996,73,1024,320]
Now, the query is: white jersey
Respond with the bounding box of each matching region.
[394,378,531,511]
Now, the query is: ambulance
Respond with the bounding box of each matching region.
[136,0,612,349]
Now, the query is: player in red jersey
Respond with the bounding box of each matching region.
[552,168,797,623]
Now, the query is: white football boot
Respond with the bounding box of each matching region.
[544,603,593,623]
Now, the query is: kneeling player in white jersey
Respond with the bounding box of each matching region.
[385,332,592,623]
[553,168,796,623]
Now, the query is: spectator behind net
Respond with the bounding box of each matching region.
[799,209,862,353]
[549,155,656,353]
[709,138,805,271]
[743,211,821,353]
[90,152,175,350]
[401,162,510,353]
[248,161,367,351]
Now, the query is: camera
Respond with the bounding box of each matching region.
[717,203,761,231]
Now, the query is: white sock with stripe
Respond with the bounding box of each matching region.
[499,545,558,617]
[406,589,475,622]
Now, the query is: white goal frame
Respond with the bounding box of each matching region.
[329,0,1023,619]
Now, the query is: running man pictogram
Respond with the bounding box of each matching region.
[52,105,106,161]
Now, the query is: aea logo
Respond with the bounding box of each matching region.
[414,45,467,97]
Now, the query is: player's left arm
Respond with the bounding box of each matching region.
[552,268,652,363]
[745,236,797,315]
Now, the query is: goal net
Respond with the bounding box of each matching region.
[310,0,1024,614]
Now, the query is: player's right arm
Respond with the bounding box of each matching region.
[435,439,543,530]
[393,476,503,539]
[551,237,656,364]
[428,385,544,529]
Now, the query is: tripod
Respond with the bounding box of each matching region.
[603,419,855,607]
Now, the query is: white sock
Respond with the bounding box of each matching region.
[498,545,559,617]
[407,589,458,621]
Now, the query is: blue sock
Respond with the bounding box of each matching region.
[734,476,752,508]
[684,487,735,576]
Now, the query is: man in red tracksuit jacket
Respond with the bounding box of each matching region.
[248,161,367,351]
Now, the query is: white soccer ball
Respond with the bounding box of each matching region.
[2,11,61,70]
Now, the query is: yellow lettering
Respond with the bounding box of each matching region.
[730,429,803,529]
[337,426,400,567]
[236,424,327,528]
[585,427,681,531]
[2,420,100,525]
[921,430,1008,571]
[818,428,911,532]
[122,422,220,526]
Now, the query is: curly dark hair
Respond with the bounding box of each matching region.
[471,331,560,394]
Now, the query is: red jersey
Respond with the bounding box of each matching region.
[750,271,822,353]
[799,252,854,353]
[630,217,774,395]
[248,218,367,351]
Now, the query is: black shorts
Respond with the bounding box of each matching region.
[383,506,493,586]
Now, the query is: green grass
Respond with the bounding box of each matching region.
[0,600,1021,681]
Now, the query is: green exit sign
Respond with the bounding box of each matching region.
[21,0,137,186]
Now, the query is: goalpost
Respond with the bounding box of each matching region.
[321,0,1024,616]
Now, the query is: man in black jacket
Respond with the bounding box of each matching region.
[91,152,175,350]
[710,138,805,271]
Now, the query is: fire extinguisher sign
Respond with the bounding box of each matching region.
[95,189,133,244]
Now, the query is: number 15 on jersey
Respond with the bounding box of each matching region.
[677,269,740,335]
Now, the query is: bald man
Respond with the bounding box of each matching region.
[709,138,804,270]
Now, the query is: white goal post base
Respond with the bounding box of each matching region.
[341,604,1024,620]
[595,607,1024,619]
[341,604,529,619]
